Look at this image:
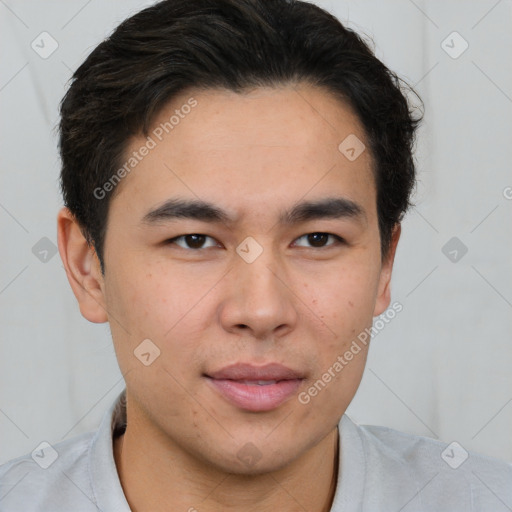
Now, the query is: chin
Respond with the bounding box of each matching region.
[199,437,306,476]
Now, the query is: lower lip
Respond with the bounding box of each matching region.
[206,377,303,412]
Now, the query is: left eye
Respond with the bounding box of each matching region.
[293,233,344,249]
[166,233,344,250]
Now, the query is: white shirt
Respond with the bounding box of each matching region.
[1,388,511,511]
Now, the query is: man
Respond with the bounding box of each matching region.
[1,0,511,510]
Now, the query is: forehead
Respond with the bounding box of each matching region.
[151,85,369,159]
[111,84,376,224]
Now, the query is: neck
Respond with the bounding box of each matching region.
[113,405,340,512]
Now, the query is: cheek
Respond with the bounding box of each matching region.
[108,260,186,328]
[108,262,214,371]
[102,261,174,358]
[308,258,380,333]
[297,338,369,428]
[105,267,205,388]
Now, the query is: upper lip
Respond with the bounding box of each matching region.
[206,363,304,381]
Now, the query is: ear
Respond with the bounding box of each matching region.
[373,223,401,316]
[57,207,108,323]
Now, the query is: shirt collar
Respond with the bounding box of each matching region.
[330,414,366,511]
[88,387,131,512]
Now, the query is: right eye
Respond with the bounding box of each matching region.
[164,234,221,250]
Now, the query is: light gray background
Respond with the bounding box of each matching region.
[1,0,511,465]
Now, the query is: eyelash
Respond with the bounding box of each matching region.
[164,232,346,251]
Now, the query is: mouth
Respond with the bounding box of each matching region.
[204,362,305,412]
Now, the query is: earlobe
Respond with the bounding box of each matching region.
[373,223,401,317]
[57,207,109,323]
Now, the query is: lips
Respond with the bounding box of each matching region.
[204,363,305,412]
[206,362,304,381]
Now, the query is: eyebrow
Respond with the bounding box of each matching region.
[141,196,366,227]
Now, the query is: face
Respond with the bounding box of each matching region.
[59,84,399,475]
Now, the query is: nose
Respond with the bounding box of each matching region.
[219,243,299,340]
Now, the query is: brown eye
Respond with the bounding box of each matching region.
[166,234,218,250]
[307,233,329,247]
[293,232,344,248]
